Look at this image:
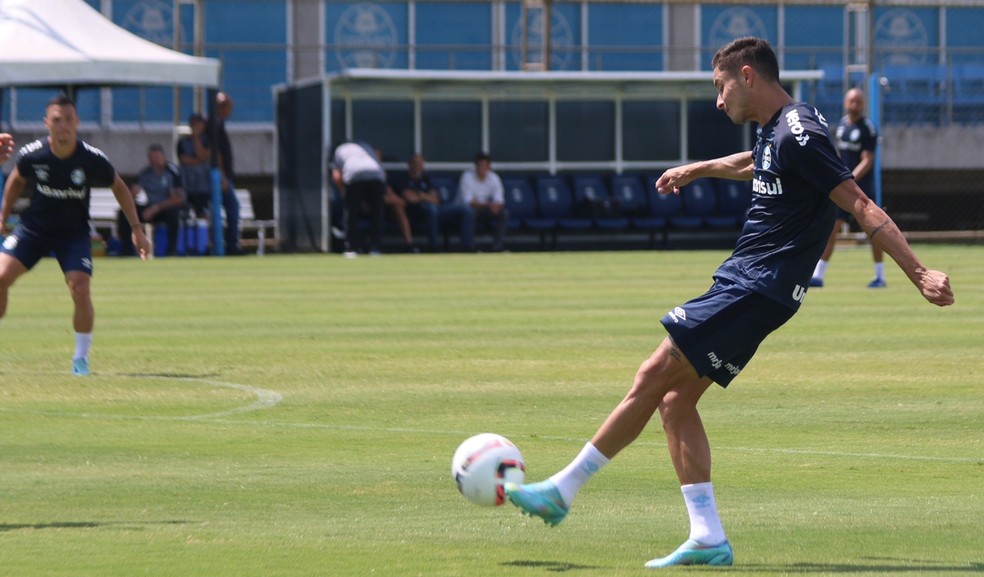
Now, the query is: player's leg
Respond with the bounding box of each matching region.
[0,252,29,322]
[1,229,45,323]
[384,190,413,247]
[56,236,95,375]
[868,242,886,288]
[812,217,846,286]
[505,337,707,526]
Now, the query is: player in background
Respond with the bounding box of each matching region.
[811,87,885,287]
[0,95,151,376]
[504,37,952,569]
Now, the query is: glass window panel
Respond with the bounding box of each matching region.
[351,100,414,162]
[421,101,482,162]
[623,100,680,161]
[489,101,548,162]
[556,101,614,161]
[687,100,747,160]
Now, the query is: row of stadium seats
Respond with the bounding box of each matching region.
[813,63,984,125]
[427,174,752,250]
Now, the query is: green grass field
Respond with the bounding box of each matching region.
[0,246,981,577]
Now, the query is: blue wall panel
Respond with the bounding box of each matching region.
[327,2,408,72]
[701,5,777,70]
[587,3,663,71]
[415,2,492,70]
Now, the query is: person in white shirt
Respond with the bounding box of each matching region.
[330,141,386,256]
[458,152,507,251]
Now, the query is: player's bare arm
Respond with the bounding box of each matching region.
[830,180,953,307]
[0,133,14,163]
[656,151,754,195]
[0,167,26,236]
[111,174,152,260]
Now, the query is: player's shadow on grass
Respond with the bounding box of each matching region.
[124,372,223,379]
[501,560,604,573]
[0,520,192,533]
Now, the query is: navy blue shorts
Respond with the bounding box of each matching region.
[660,280,796,387]
[1,226,93,275]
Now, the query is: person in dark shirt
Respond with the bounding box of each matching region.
[811,88,885,287]
[397,154,474,252]
[214,92,242,255]
[0,95,150,376]
[504,38,952,569]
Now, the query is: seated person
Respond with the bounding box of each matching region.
[398,154,473,252]
[458,152,507,252]
[117,144,185,256]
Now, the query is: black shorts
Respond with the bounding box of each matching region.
[660,280,796,387]
[1,225,93,275]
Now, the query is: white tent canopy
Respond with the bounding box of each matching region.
[0,0,220,87]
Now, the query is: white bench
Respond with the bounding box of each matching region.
[89,187,275,255]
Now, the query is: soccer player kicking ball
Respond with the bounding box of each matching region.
[0,95,151,376]
[504,37,953,569]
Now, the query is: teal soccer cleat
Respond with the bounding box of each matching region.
[645,539,734,569]
[504,480,569,526]
[867,278,887,288]
[72,357,90,376]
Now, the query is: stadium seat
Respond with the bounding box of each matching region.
[952,64,984,124]
[882,64,947,125]
[706,179,751,228]
[502,176,537,230]
[430,174,459,205]
[671,178,716,229]
[538,176,590,232]
[572,175,628,230]
[610,175,648,218]
[636,176,679,248]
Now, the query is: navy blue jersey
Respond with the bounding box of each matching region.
[15,139,116,238]
[833,115,878,195]
[714,103,852,310]
[397,173,434,198]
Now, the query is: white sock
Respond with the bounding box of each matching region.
[681,482,727,546]
[74,332,92,360]
[548,442,611,507]
[812,259,828,280]
[873,262,885,281]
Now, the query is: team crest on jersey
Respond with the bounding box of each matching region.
[34,165,49,182]
[71,168,85,186]
[761,144,772,170]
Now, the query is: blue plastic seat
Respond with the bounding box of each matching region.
[572,175,628,230]
[671,178,716,229]
[882,64,947,125]
[952,64,984,124]
[429,174,459,205]
[635,176,679,248]
[706,179,751,228]
[611,175,648,218]
[502,176,536,230]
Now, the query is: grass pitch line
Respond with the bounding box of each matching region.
[166,377,284,421]
[0,372,283,421]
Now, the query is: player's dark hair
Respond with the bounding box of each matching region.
[474,152,491,164]
[47,94,77,109]
[711,37,780,83]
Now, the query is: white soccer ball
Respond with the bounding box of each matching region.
[451,433,526,507]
